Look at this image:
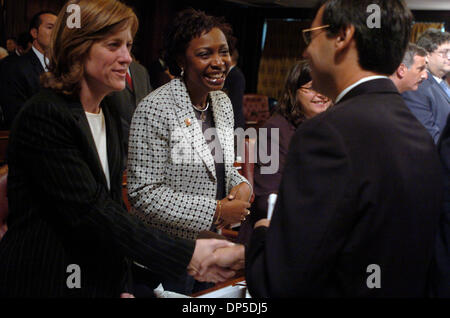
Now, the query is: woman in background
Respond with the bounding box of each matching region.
[240,60,331,242]
[127,8,252,294]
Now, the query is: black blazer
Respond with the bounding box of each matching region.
[0,49,44,129]
[223,66,246,130]
[0,88,194,297]
[104,61,152,156]
[246,79,443,297]
[433,116,450,297]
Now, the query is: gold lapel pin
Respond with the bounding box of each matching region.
[185,118,192,126]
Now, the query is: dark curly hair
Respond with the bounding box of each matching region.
[417,28,450,54]
[163,8,235,77]
[274,60,312,127]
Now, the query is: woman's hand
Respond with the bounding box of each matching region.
[228,182,252,202]
[216,197,251,226]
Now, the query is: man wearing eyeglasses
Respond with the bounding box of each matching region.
[402,29,450,144]
[245,0,443,297]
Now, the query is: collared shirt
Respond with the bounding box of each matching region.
[31,45,49,72]
[433,74,443,84]
[440,78,450,98]
[335,76,389,104]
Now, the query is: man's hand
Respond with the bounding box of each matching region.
[187,239,236,283]
[190,264,236,283]
[198,244,245,276]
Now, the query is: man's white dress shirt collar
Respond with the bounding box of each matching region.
[335,76,389,104]
[32,45,49,72]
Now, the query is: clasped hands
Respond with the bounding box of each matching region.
[186,183,251,284]
[215,182,252,229]
[188,221,271,284]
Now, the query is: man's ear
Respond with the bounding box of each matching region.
[397,63,407,78]
[30,28,38,41]
[335,24,355,52]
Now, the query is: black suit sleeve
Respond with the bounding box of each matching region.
[0,60,30,128]
[434,119,450,297]
[0,54,42,129]
[402,89,441,143]
[246,119,352,297]
[224,68,246,130]
[9,100,195,280]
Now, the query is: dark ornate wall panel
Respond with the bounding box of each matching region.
[1,0,449,93]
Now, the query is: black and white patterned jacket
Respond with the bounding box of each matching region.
[127,78,250,240]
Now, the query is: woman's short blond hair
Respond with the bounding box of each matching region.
[42,0,138,95]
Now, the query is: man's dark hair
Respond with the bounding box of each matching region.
[163,8,235,76]
[318,0,413,75]
[29,10,56,32]
[416,28,450,54]
[6,37,17,43]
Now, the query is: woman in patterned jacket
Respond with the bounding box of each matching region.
[127,9,252,294]
[0,0,235,298]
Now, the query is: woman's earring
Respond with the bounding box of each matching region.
[180,68,184,77]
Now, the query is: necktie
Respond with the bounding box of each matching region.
[440,80,450,99]
[126,72,134,92]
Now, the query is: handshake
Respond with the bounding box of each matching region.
[187,239,245,283]
[186,183,253,283]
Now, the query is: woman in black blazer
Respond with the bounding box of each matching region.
[0,0,234,298]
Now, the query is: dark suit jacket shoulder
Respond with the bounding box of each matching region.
[0,49,44,129]
[246,79,443,297]
[0,88,194,297]
[433,116,450,297]
[104,61,152,156]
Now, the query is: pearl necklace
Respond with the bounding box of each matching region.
[192,100,210,122]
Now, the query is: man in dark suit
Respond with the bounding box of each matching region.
[0,11,56,129]
[104,60,152,158]
[434,115,450,297]
[245,0,443,297]
[223,49,246,130]
[402,29,450,144]
[5,37,18,56]
[389,43,428,94]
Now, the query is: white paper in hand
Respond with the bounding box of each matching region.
[267,193,277,220]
